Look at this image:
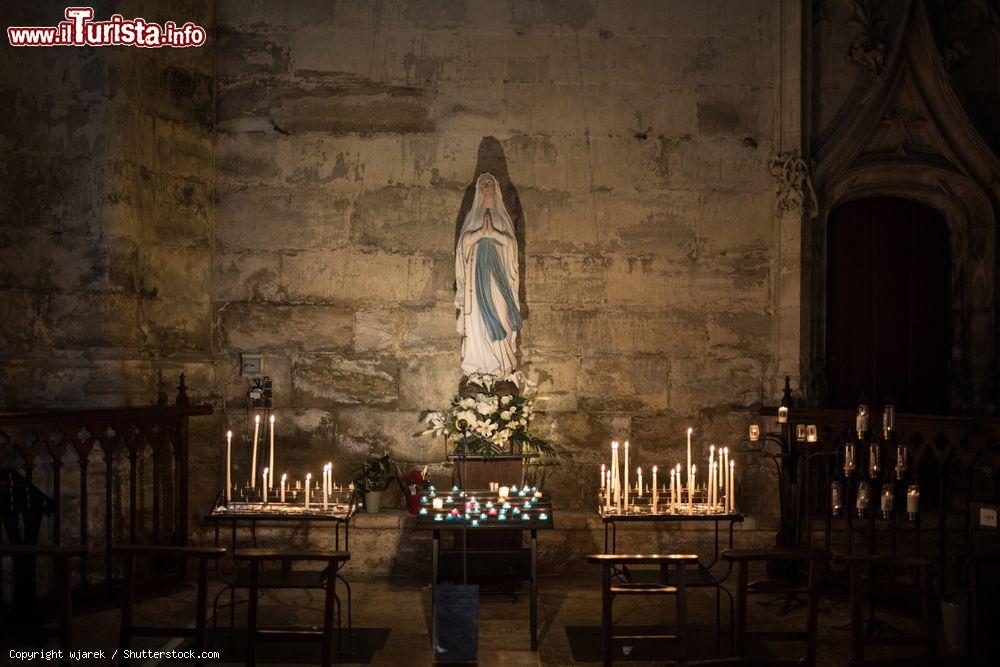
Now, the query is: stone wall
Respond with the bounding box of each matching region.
[210,0,783,521]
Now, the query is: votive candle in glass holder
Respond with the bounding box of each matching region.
[806,425,818,443]
[856,481,870,517]
[868,442,881,479]
[749,424,760,442]
[843,442,856,477]
[432,497,444,511]
[830,480,843,517]
[778,406,789,423]
[906,484,920,520]
[796,424,806,441]
[879,483,894,519]
[895,443,908,481]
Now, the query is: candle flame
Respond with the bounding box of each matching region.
[611,441,618,450]
[653,465,658,473]
[281,473,287,482]
[226,430,232,439]
[723,446,729,455]
[269,414,275,423]
[676,463,681,472]
[255,414,260,424]
[624,440,629,449]
[687,427,693,435]
[637,467,642,474]
[306,472,312,480]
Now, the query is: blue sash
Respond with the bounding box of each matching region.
[474,238,522,342]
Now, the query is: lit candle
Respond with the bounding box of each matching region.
[600,463,606,499]
[262,468,269,504]
[280,473,287,503]
[268,415,276,490]
[225,430,232,504]
[432,497,444,510]
[251,415,260,488]
[906,484,919,519]
[636,467,642,498]
[323,463,330,509]
[652,466,658,513]
[749,424,760,442]
[304,472,312,508]
[778,406,789,423]
[623,441,630,512]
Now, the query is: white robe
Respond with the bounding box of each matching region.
[456,221,520,377]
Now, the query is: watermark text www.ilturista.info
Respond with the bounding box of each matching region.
[7,7,206,48]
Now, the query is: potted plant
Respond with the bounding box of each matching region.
[354,454,393,513]
[400,465,431,514]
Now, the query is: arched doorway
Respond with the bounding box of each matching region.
[825,198,950,413]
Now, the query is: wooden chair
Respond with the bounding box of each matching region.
[234,548,350,667]
[114,545,227,664]
[0,545,85,667]
[845,554,936,666]
[721,548,827,666]
[587,553,699,666]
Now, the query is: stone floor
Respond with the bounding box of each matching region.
[3,569,957,666]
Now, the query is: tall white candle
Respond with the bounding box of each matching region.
[686,427,693,489]
[268,415,276,490]
[652,466,658,513]
[605,470,612,512]
[675,463,681,512]
[669,468,675,510]
[689,464,696,511]
[636,467,642,498]
[709,445,715,510]
[728,459,735,512]
[225,430,232,504]
[708,462,715,510]
[600,463,606,499]
[723,447,730,509]
[611,442,620,510]
[305,472,312,508]
[251,415,260,488]
[623,441,630,512]
[323,463,330,509]
[262,468,269,504]
[280,473,287,503]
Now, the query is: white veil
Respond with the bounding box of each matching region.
[456,172,516,247]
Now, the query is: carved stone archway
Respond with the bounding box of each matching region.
[809,0,1000,413]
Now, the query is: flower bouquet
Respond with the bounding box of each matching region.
[420,380,553,459]
[399,465,431,514]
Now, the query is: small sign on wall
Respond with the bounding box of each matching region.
[981,506,998,529]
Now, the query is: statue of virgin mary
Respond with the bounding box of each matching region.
[455,172,522,380]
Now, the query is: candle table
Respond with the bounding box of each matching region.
[414,487,554,651]
[599,507,744,653]
[204,496,358,652]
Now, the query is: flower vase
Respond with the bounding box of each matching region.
[364,491,382,513]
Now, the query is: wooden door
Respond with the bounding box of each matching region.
[825,198,950,413]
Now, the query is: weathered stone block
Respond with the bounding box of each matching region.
[292,353,398,407]
[216,302,354,352]
[396,352,460,411]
